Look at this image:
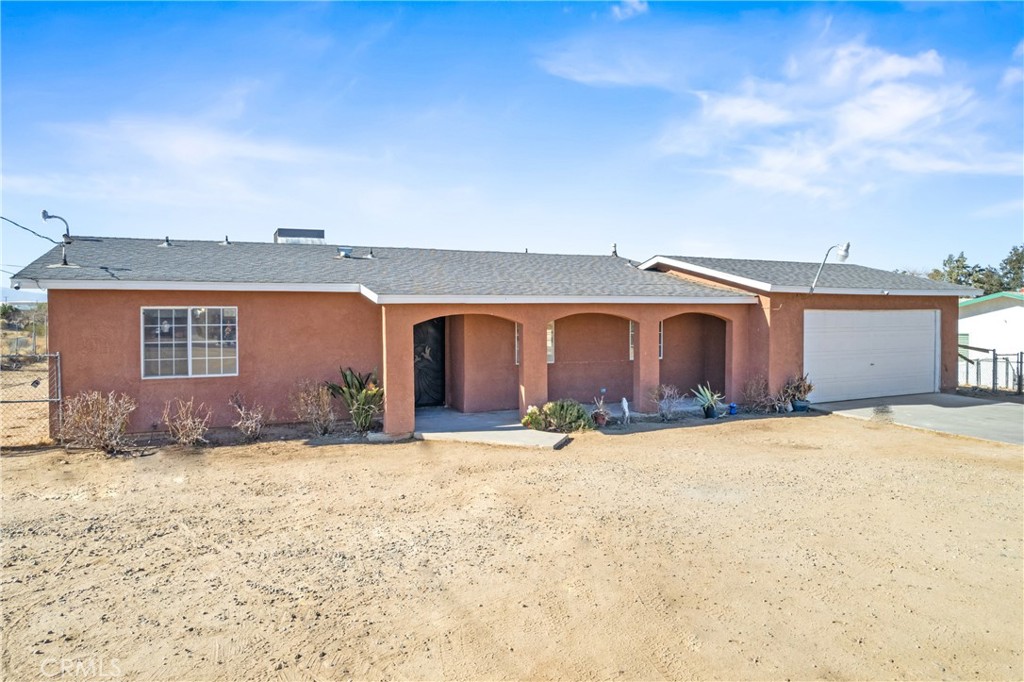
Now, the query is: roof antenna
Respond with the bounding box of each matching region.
[611,243,618,257]
[158,236,171,247]
[220,235,231,246]
[525,248,529,253]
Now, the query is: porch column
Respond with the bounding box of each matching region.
[381,306,415,436]
[518,319,549,415]
[632,318,661,412]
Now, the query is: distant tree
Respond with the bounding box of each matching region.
[928,252,976,285]
[0,303,16,322]
[999,244,1024,291]
[928,251,1004,295]
[894,268,929,278]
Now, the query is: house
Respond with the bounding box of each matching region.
[13,231,978,436]
[958,291,1024,357]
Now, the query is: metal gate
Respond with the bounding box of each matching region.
[0,352,62,447]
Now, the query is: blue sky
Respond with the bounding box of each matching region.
[2,1,1022,292]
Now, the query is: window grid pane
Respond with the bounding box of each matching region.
[142,306,237,378]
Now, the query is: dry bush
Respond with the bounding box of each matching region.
[649,383,681,421]
[162,397,211,447]
[291,380,336,436]
[61,391,137,453]
[742,375,776,413]
[228,392,269,442]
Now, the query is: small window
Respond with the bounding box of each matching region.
[658,320,664,360]
[546,321,555,364]
[514,323,521,366]
[958,333,969,348]
[628,321,636,361]
[142,306,238,378]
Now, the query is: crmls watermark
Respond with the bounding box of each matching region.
[39,657,122,678]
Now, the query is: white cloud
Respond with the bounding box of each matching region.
[537,45,672,88]
[824,42,944,88]
[1000,67,1023,89]
[611,1,648,22]
[642,35,1020,197]
[1014,39,1024,59]
[834,83,970,143]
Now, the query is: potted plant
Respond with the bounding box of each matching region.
[591,396,611,427]
[691,383,724,419]
[784,374,814,412]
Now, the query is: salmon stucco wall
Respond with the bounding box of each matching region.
[48,290,383,432]
[659,313,727,394]
[447,315,467,411]
[762,293,961,392]
[547,313,634,403]
[446,315,518,412]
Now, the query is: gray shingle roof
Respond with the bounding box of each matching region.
[657,256,976,293]
[14,237,750,299]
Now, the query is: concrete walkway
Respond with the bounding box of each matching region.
[414,408,569,449]
[813,393,1024,445]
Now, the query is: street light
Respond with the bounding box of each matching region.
[810,241,850,293]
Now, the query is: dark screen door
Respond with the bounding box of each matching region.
[414,317,445,407]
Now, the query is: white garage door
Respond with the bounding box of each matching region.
[803,310,940,403]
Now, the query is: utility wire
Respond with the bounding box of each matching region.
[1,216,60,245]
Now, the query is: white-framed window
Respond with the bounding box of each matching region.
[628,321,636,361]
[141,306,238,379]
[514,323,521,366]
[658,320,664,360]
[546,321,555,364]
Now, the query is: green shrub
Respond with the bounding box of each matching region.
[541,399,595,433]
[521,405,547,430]
[326,367,384,433]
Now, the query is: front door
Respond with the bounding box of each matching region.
[414,317,445,407]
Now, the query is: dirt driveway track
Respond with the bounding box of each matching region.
[2,414,1021,681]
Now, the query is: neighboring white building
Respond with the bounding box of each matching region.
[959,291,1024,356]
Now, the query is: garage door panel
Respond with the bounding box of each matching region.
[804,310,939,402]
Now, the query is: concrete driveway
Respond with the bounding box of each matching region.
[814,393,1024,445]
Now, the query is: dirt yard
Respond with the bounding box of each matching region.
[2,415,1021,681]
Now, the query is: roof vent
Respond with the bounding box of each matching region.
[274,228,325,245]
[336,246,353,259]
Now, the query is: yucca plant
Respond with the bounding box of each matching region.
[326,367,384,433]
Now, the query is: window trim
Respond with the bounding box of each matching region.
[628,321,635,361]
[546,321,555,364]
[514,323,521,366]
[658,320,664,360]
[140,305,239,380]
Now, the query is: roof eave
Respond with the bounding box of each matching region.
[638,256,980,297]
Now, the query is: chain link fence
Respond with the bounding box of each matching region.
[957,347,1023,394]
[0,353,61,447]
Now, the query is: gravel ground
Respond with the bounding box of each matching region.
[1,414,1021,681]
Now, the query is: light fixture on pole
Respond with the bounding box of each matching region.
[42,210,73,266]
[810,241,850,293]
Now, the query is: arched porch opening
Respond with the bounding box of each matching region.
[659,312,727,395]
[546,312,637,404]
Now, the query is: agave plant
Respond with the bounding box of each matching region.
[326,367,384,433]
[690,383,724,408]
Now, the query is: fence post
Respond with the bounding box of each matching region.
[991,349,998,391]
[1018,352,1023,395]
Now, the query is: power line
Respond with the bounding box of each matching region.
[1,216,60,245]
